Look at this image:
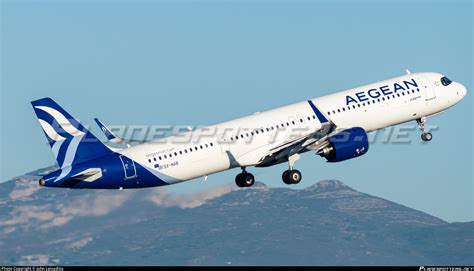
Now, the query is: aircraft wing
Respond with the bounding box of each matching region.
[256,100,337,167]
[256,121,336,167]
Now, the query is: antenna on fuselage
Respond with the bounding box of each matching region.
[405,69,411,75]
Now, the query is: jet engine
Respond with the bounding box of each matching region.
[318,127,369,162]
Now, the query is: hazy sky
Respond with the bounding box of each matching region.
[1,0,472,222]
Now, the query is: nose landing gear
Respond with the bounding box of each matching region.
[416,117,432,142]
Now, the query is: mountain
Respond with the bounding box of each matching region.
[0,168,472,266]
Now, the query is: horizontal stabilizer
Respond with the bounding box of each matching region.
[70,168,102,182]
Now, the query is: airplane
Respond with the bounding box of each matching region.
[32,71,466,189]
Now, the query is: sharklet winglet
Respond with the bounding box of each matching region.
[307,100,329,124]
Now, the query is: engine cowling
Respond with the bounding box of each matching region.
[319,127,369,162]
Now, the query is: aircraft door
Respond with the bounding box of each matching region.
[216,133,231,154]
[119,155,137,180]
[418,76,436,101]
[296,114,307,128]
[288,116,297,127]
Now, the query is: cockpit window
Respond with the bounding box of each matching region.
[441,76,452,86]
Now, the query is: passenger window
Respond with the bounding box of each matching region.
[210,143,214,146]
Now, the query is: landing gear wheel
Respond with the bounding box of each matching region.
[235,173,245,187]
[243,173,255,187]
[288,170,302,184]
[282,169,302,185]
[282,170,292,185]
[421,132,432,142]
[235,172,255,187]
[417,117,433,142]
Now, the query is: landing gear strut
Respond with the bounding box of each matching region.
[282,154,302,185]
[416,117,432,142]
[235,167,255,188]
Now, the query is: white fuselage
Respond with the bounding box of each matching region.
[119,72,466,184]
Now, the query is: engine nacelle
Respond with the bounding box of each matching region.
[319,127,369,162]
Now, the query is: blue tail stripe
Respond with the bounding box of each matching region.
[31,97,113,168]
[56,138,70,166]
[35,109,75,140]
[32,98,86,130]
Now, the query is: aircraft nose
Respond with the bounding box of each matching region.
[457,82,467,99]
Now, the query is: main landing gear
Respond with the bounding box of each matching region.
[234,154,304,187]
[416,117,432,142]
[235,167,255,188]
[282,154,302,185]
